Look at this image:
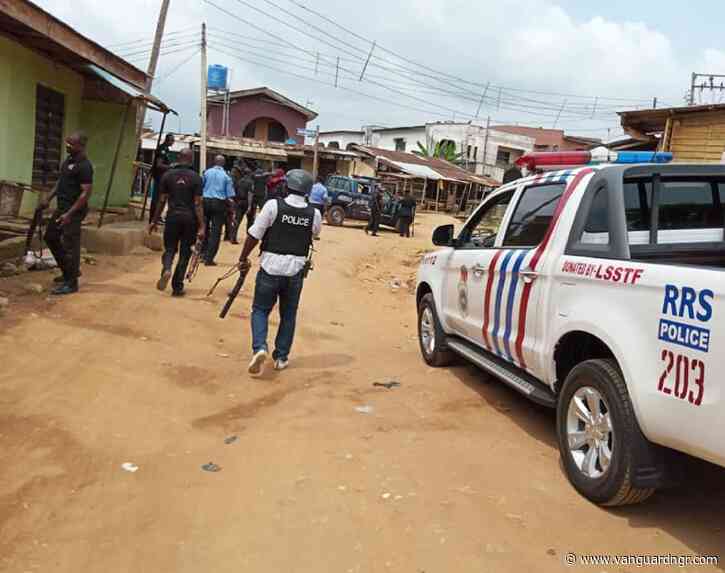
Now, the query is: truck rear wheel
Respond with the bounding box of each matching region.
[418,293,453,367]
[326,206,346,226]
[557,359,655,506]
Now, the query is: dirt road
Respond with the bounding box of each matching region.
[1,213,723,573]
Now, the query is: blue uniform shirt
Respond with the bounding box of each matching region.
[202,166,234,200]
[309,182,329,205]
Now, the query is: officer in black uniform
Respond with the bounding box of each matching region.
[237,169,322,376]
[41,131,93,295]
[148,148,205,296]
[149,133,175,224]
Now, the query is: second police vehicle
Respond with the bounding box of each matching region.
[416,148,725,505]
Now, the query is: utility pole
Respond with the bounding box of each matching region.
[312,125,320,180]
[200,22,208,174]
[135,0,171,140]
[482,116,491,176]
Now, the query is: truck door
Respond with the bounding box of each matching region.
[497,181,569,374]
[442,189,515,344]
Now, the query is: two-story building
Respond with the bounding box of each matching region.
[207,87,317,144]
[319,122,537,183]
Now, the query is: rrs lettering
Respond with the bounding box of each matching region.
[662,284,713,322]
[561,261,644,285]
[281,214,311,226]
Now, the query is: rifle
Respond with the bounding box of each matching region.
[25,206,44,255]
[186,239,204,283]
[219,266,250,319]
[207,264,251,319]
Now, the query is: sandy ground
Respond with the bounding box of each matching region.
[0,213,724,573]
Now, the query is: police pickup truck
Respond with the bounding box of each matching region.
[324,175,403,230]
[416,149,725,506]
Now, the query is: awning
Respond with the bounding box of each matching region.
[191,137,288,161]
[86,64,175,114]
[386,160,443,180]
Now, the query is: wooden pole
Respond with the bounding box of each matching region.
[200,22,208,174]
[99,101,133,228]
[135,0,171,140]
[312,125,320,180]
[140,111,168,220]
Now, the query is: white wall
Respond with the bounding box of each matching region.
[319,132,364,150]
[319,123,536,182]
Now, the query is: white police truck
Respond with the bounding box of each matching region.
[415,149,725,505]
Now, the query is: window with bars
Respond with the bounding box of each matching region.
[33,85,65,190]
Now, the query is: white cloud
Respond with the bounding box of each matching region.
[29,0,722,134]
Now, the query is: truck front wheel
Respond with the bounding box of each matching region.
[557,359,655,506]
[418,293,453,367]
[326,206,346,226]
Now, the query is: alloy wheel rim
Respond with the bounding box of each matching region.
[420,307,436,356]
[566,386,614,479]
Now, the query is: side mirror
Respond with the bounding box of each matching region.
[432,224,455,247]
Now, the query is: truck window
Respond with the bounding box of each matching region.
[458,190,514,249]
[659,181,723,230]
[624,181,652,232]
[503,183,565,247]
[580,187,610,245]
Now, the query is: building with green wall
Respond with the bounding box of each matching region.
[0,1,170,218]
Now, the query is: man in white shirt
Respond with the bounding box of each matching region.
[238,169,322,375]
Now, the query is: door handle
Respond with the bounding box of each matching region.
[520,270,539,284]
[472,264,488,278]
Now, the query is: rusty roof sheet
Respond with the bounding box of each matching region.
[352,145,499,186]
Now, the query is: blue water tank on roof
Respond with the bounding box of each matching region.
[207,65,228,90]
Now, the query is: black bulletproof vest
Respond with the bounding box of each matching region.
[261,199,315,257]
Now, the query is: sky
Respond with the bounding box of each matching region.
[36,0,725,141]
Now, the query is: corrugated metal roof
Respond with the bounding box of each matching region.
[353,145,499,186]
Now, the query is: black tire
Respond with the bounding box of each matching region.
[417,293,453,367]
[556,359,655,506]
[326,206,346,226]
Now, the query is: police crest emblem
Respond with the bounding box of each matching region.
[458,265,469,317]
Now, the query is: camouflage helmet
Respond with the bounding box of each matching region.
[285,169,313,196]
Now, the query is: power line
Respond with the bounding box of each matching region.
[119,38,200,58]
[205,0,653,123]
[156,48,202,82]
[108,26,199,48]
[279,0,656,104]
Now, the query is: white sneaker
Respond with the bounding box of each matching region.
[274,359,289,371]
[248,350,268,375]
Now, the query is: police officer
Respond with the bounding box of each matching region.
[237,169,322,375]
[148,148,205,297]
[41,131,93,295]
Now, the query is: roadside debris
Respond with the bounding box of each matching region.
[381,493,392,500]
[23,283,43,294]
[0,262,18,277]
[217,353,230,358]
[202,462,222,472]
[224,435,238,445]
[121,462,139,473]
[373,381,400,390]
[0,296,9,308]
[354,405,374,414]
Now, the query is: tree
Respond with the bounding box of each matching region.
[414,139,464,163]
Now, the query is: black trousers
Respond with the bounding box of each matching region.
[202,198,227,263]
[44,209,85,286]
[230,202,251,242]
[398,216,413,237]
[148,178,161,224]
[367,211,381,235]
[163,215,196,292]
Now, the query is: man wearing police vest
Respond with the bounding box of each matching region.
[237,169,322,375]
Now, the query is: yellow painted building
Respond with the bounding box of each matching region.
[619,103,725,162]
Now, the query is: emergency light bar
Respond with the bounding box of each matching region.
[515,147,673,171]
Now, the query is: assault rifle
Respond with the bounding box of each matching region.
[207,264,251,319]
[25,206,44,255]
[186,239,204,282]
